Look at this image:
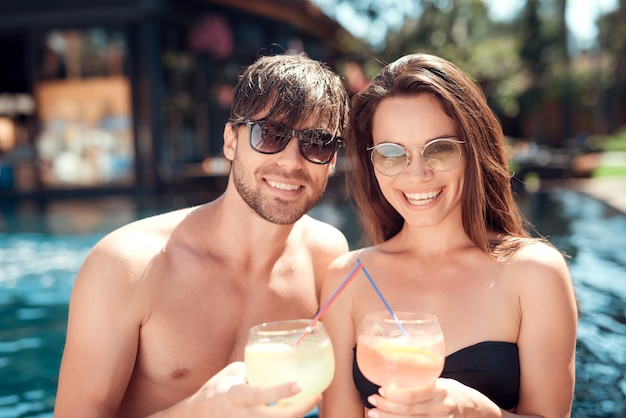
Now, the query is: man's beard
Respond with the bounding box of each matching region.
[232,158,327,225]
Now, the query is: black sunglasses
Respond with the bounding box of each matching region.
[244,119,342,165]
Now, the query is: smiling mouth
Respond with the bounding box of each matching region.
[267,180,301,191]
[403,189,442,206]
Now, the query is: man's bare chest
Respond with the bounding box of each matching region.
[132,268,320,391]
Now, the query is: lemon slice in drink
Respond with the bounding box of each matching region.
[374,338,441,362]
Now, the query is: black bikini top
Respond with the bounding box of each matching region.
[353,341,520,410]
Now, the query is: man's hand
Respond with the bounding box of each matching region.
[152,362,320,418]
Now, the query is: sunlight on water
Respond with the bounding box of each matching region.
[550,191,626,416]
[0,233,100,417]
[0,188,624,417]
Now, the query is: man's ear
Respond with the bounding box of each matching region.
[223,123,238,161]
[327,154,338,176]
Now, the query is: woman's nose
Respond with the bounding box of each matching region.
[403,150,432,179]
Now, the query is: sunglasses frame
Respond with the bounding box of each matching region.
[244,119,342,165]
[368,138,466,176]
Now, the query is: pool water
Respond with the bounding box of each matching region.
[0,188,625,417]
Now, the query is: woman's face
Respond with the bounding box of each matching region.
[370,94,466,229]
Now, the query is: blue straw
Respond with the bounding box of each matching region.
[357,258,407,336]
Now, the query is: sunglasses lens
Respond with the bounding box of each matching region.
[249,121,290,153]
[249,120,338,164]
[298,130,338,164]
[423,140,462,171]
[371,143,408,176]
[371,140,462,176]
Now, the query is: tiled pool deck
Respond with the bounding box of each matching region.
[567,178,626,214]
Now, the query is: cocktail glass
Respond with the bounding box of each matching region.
[244,319,335,403]
[356,311,445,388]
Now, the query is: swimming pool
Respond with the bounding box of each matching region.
[0,187,624,417]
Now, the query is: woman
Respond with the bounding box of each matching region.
[321,54,578,417]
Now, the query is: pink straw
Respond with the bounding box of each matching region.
[293,260,364,346]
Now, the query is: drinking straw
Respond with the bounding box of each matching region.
[359,258,408,336]
[293,259,364,346]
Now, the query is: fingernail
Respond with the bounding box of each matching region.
[367,396,377,406]
[367,410,379,418]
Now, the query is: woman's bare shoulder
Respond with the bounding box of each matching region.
[510,240,569,270]
[325,247,377,279]
[504,240,573,300]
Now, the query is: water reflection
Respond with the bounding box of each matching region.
[521,189,626,417]
[0,187,625,417]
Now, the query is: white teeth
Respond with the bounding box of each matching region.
[268,180,300,191]
[404,190,442,205]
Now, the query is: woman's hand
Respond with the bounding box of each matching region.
[366,378,502,418]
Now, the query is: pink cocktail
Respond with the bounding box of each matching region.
[357,311,445,388]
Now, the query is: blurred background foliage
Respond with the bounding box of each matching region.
[316,0,626,155]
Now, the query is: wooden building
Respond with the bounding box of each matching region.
[0,0,360,199]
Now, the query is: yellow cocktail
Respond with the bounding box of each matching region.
[245,319,335,403]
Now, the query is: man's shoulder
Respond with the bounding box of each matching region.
[296,215,348,252]
[95,208,194,259]
[297,214,344,236]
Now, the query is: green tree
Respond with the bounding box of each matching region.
[596,0,625,132]
[609,0,626,131]
[556,0,573,140]
[517,0,545,108]
[378,0,526,119]
[317,0,623,142]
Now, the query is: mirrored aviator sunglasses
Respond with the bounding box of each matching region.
[246,119,341,165]
[369,138,465,176]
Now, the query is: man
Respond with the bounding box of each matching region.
[54,53,350,417]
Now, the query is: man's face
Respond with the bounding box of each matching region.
[225,116,337,225]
